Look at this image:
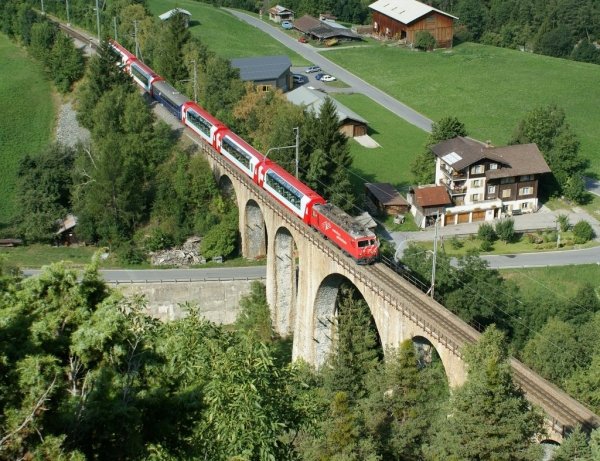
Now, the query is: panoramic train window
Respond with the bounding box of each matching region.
[266,171,302,209]
[187,111,211,137]
[131,66,149,87]
[222,138,252,171]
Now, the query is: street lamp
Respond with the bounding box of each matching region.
[265,127,300,177]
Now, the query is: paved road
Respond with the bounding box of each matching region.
[482,246,600,269]
[225,9,433,132]
[23,266,267,282]
[585,176,600,197]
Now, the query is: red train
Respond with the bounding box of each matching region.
[108,40,379,264]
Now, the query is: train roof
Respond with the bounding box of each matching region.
[314,203,375,239]
[108,40,136,59]
[223,130,266,162]
[152,80,190,107]
[183,102,227,128]
[130,59,160,79]
[264,161,324,200]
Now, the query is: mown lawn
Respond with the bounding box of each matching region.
[501,265,600,300]
[0,34,55,229]
[332,93,428,191]
[325,43,600,174]
[146,0,309,65]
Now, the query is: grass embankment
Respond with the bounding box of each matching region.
[325,43,600,175]
[501,265,600,300]
[146,0,309,65]
[0,34,55,229]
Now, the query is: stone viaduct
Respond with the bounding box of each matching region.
[188,133,599,442]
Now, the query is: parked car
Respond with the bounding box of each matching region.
[292,74,305,83]
[305,65,321,73]
[321,74,337,82]
[281,20,293,29]
[298,36,308,43]
[314,72,325,81]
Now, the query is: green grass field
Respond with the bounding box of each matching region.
[0,34,55,229]
[146,0,309,65]
[501,265,600,301]
[332,93,428,191]
[325,43,600,174]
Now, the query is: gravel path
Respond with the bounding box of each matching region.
[55,102,90,147]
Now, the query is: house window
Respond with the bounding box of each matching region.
[519,187,533,196]
[373,21,378,30]
[502,189,511,198]
[471,165,484,174]
[471,193,481,202]
[488,185,496,194]
[489,163,498,170]
[257,85,270,92]
[472,179,482,187]
[522,202,529,209]
[520,175,534,181]
[500,177,515,184]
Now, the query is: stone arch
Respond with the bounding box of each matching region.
[411,335,450,381]
[540,439,560,460]
[243,199,267,259]
[272,226,298,336]
[218,174,236,199]
[312,273,381,367]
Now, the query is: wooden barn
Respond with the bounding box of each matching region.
[369,0,457,48]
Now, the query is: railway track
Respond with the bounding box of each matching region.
[54,18,600,436]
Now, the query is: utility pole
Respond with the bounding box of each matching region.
[65,0,70,25]
[192,60,198,103]
[294,127,300,178]
[429,213,439,299]
[556,219,561,249]
[40,0,45,15]
[95,0,101,41]
[113,16,117,40]
[133,20,139,58]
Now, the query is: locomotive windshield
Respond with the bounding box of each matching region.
[131,65,149,87]
[265,171,302,209]
[187,110,212,137]
[358,240,369,248]
[222,138,252,171]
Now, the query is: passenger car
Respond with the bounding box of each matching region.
[305,65,321,73]
[321,74,336,82]
[292,74,305,83]
[281,20,293,29]
[314,72,325,81]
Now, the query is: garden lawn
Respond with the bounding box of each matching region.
[325,43,600,175]
[0,34,55,228]
[332,93,428,192]
[146,0,308,65]
[501,265,600,301]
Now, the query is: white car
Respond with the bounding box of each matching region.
[321,74,336,82]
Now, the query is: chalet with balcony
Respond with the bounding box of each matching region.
[431,137,551,226]
[269,5,295,23]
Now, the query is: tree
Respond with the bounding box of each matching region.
[573,220,595,244]
[553,425,593,461]
[495,218,515,242]
[28,20,57,65]
[153,12,191,83]
[199,208,239,259]
[426,326,544,461]
[536,26,575,58]
[49,32,84,93]
[411,116,467,184]
[15,144,75,242]
[235,281,273,343]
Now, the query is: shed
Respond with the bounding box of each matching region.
[286,86,368,137]
[230,55,292,92]
[293,14,361,41]
[159,8,191,27]
[269,5,295,23]
[55,214,79,245]
[364,183,409,216]
[369,0,457,48]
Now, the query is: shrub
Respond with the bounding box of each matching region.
[118,243,146,265]
[572,220,595,244]
[414,30,437,51]
[495,218,515,243]
[479,240,493,252]
[557,214,571,232]
[542,230,557,243]
[144,227,175,252]
[477,223,496,242]
[449,236,464,249]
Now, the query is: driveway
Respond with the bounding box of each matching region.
[225,9,433,132]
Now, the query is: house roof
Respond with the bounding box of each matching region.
[56,214,78,234]
[159,8,191,20]
[431,137,551,178]
[368,0,457,25]
[356,212,378,230]
[230,55,291,82]
[269,5,294,15]
[365,183,408,207]
[293,14,361,40]
[293,14,321,32]
[485,144,551,179]
[412,186,452,208]
[286,86,367,124]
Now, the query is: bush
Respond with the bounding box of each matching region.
[542,230,557,243]
[480,240,493,252]
[449,236,464,249]
[572,220,595,244]
[143,227,175,252]
[118,243,146,265]
[495,218,515,243]
[414,30,437,51]
[557,214,571,232]
[477,223,496,242]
